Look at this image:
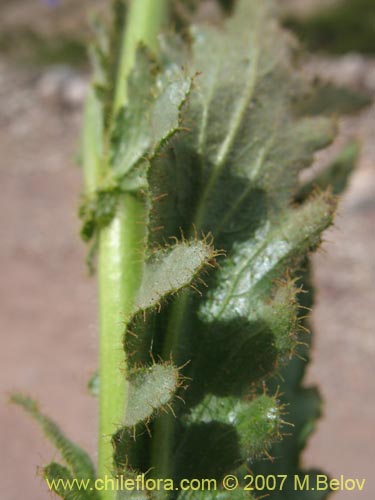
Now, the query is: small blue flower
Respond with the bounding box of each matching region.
[42,0,60,6]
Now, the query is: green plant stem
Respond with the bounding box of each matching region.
[98,195,147,483]
[83,87,102,194]
[114,0,169,113]
[96,0,169,495]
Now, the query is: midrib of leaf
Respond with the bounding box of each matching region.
[212,227,281,318]
[197,58,221,155]
[213,140,274,236]
[193,27,260,230]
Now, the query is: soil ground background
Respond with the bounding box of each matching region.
[0,1,374,499]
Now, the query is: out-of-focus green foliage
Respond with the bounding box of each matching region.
[295,83,371,117]
[284,0,375,55]
[0,28,87,66]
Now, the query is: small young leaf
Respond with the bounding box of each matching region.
[125,364,180,427]
[110,47,192,188]
[135,240,216,312]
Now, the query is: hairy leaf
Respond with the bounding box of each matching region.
[135,240,216,312]
[77,0,355,493]
[125,363,180,427]
[250,263,329,499]
[186,394,283,460]
[110,47,192,190]
[142,0,337,483]
[80,47,192,246]
[15,0,361,497]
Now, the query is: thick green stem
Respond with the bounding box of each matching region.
[114,0,169,112]
[98,195,147,482]
[94,0,168,496]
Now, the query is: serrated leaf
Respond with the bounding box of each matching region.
[173,394,283,484]
[11,395,96,485]
[143,0,342,484]
[187,193,336,399]
[135,240,215,312]
[250,265,328,499]
[75,0,357,491]
[125,364,179,427]
[110,47,192,189]
[123,238,217,374]
[149,2,336,246]
[188,280,299,400]
[186,394,282,461]
[236,395,282,459]
[200,192,336,322]
[80,46,192,248]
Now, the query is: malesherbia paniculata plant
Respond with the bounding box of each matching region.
[12,1,359,499]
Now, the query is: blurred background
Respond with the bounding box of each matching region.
[0,0,374,499]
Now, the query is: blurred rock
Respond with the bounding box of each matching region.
[61,73,88,108]
[37,65,88,108]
